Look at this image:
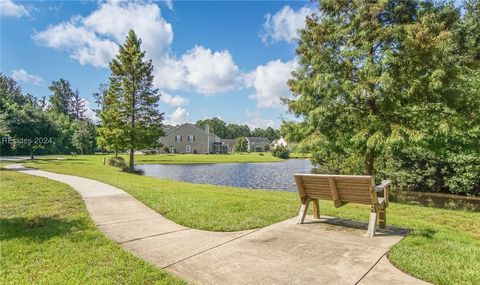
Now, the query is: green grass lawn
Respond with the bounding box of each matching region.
[123,152,283,164]
[0,167,185,285]
[16,155,480,285]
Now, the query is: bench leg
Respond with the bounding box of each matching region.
[312,199,320,219]
[366,210,378,237]
[379,209,386,229]
[296,197,310,224]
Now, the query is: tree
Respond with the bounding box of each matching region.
[48,79,75,116]
[226,123,251,139]
[70,89,87,120]
[235,137,248,153]
[0,112,9,137]
[8,103,57,159]
[72,120,95,155]
[196,117,228,138]
[97,83,126,157]
[283,0,471,177]
[92,83,109,116]
[107,30,164,171]
[0,73,25,111]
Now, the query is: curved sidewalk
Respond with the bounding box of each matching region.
[5,164,429,285]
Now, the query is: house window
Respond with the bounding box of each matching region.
[175,135,182,142]
[186,145,191,153]
[188,135,195,142]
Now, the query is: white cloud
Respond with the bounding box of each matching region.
[245,59,297,108]
[33,21,118,68]
[260,5,313,44]
[245,110,276,130]
[166,107,190,125]
[0,0,29,17]
[34,1,239,95]
[181,46,239,94]
[164,0,173,10]
[84,100,98,122]
[83,1,173,63]
[33,1,173,68]
[160,91,189,107]
[155,46,240,95]
[11,69,45,86]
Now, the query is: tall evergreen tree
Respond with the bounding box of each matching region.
[283,0,469,176]
[97,82,126,157]
[48,79,75,116]
[106,30,164,171]
[92,83,109,116]
[72,120,96,155]
[70,89,87,120]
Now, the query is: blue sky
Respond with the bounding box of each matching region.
[1,0,314,128]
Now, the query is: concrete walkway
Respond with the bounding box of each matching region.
[5,164,429,285]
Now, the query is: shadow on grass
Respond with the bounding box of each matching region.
[0,217,89,241]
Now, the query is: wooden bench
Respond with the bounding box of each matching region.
[294,174,391,237]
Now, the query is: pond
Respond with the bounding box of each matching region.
[136,159,313,192]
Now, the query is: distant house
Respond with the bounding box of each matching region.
[160,123,225,154]
[221,139,236,153]
[246,137,271,152]
[271,137,288,149]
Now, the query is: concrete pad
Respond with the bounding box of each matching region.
[359,256,429,285]
[97,216,187,243]
[167,217,405,285]
[122,229,255,268]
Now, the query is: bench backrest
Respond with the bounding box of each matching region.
[294,174,376,207]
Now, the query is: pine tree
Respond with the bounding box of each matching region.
[283,0,468,176]
[97,81,125,157]
[106,30,164,171]
[48,79,75,116]
[70,89,87,120]
[72,120,95,155]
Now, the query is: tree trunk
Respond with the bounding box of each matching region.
[30,146,34,160]
[81,148,84,155]
[364,147,375,175]
[115,147,118,158]
[129,88,136,173]
[129,148,134,172]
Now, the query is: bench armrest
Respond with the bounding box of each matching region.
[375,180,391,191]
[375,180,391,205]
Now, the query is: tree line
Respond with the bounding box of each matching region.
[283,0,480,196]
[0,75,96,158]
[195,117,280,141]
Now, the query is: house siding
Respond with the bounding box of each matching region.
[160,124,220,154]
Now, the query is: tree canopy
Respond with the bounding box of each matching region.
[282,0,480,195]
[101,30,164,171]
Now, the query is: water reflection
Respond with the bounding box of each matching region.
[136,159,313,191]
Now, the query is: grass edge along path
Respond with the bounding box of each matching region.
[21,156,480,285]
[0,167,185,285]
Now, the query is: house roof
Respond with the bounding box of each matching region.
[221,139,236,146]
[246,137,271,144]
[166,123,218,137]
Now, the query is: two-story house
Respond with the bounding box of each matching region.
[160,124,222,154]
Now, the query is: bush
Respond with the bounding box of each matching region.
[108,157,127,168]
[108,156,144,175]
[163,146,170,153]
[271,146,290,159]
[259,153,264,156]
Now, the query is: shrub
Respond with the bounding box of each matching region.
[272,146,290,159]
[108,157,127,168]
[259,153,264,156]
[163,146,170,153]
